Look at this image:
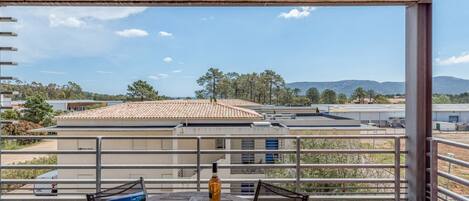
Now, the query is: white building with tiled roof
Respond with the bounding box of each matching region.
[44,99,287,194]
[36,99,365,194]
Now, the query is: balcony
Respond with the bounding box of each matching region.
[0,134,467,200]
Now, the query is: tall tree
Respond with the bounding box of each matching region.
[352,87,367,104]
[367,89,376,103]
[337,93,348,104]
[22,94,54,126]
[260,70,284,105]
[226,72,240,98]
[374,94,391,104]
[196,68,224,101]
[306,87,320,104]
[127,80,158,101]
[320,89,337,104]
[62,81,84,99]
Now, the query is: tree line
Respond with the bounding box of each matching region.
[0,79,165,101]
[195,68,392,105]
[1,80,126,101]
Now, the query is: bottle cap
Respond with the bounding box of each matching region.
[212,162,218,173]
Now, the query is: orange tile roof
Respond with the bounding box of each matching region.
[56,99,262,120]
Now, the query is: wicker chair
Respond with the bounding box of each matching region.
[86,177,147,201]
[253,180,309,201]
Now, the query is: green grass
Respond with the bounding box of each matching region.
[1,155,57,192]
[0,140,40,150]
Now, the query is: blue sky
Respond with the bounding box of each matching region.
[1,1,468,97]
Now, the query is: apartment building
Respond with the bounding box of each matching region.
[35,99,366,193]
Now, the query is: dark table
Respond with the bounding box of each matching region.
[149,192,250,201]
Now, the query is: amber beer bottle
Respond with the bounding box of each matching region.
[208,162,221,201]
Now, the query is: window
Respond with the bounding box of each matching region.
[240,183,255,195]
[449,115,459,123]
[241,139,255,164]
[215,138,225,149]
[265,138,279,164]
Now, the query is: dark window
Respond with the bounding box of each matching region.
[241,139,255,164]
[449,115,459,123]
[265,138,279,164]
[241,183,255,195]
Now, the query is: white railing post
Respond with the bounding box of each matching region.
[394,136,401,201]
[295,136,301,192]
[96,137,102,193]
[430,139,438,201]
[196,137,201,192]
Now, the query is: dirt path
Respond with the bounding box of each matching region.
[1,140,57,164]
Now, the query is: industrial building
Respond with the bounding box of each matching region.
[313,104,469,127]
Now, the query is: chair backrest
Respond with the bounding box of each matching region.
[253,180,309,201]
[86,177,147,201]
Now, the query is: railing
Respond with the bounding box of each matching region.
[429,138,469,201]
[0,135,408,200]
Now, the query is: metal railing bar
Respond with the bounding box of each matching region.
[0,163,408,169]
[433,138,469,150]
[196,136,201,192]
[1,135,407,140]
[0,150,96,154]
[95,137,102,193]
[394,136,401,201]
[0,178,404,184]
[1,136,100,140]
[0,32,17,37]
[430,140,438,201]
[437,187,469,201]
[0,165,95,169]
[438,154,469,168]
[0,17,17,22]
[102,150,197,154]
[295,136,301,192]
[0,149,408,155]
[438,171,469,187]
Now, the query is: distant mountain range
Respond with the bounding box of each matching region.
[287,76,469,96]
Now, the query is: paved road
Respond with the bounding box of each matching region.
[1,140,57,164]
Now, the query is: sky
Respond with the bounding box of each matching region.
[0,0,468,97]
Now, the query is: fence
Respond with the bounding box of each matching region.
[429,138,469,201]
[0,134,458,201]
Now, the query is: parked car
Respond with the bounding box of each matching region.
[33,170,58,196]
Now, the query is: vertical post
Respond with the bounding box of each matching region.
[394,137,401,201]
[295,136,301,192]
[405,2,432,201]
[96,137,102,193]
[430,140,438,201]
[196,137,201,192]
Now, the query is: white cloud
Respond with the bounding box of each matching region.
[49,14,85,28]
[158,31,173,37]
[96,70,113,74]
[0,7,133,63]
[115,29,149,37]
[45,7,146,28]
[40,70,66,75]
[172,69,182,73]
[278,7,316,19]
[163,57,173,63]
[437,53,469,66]
[148,73,169,80]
